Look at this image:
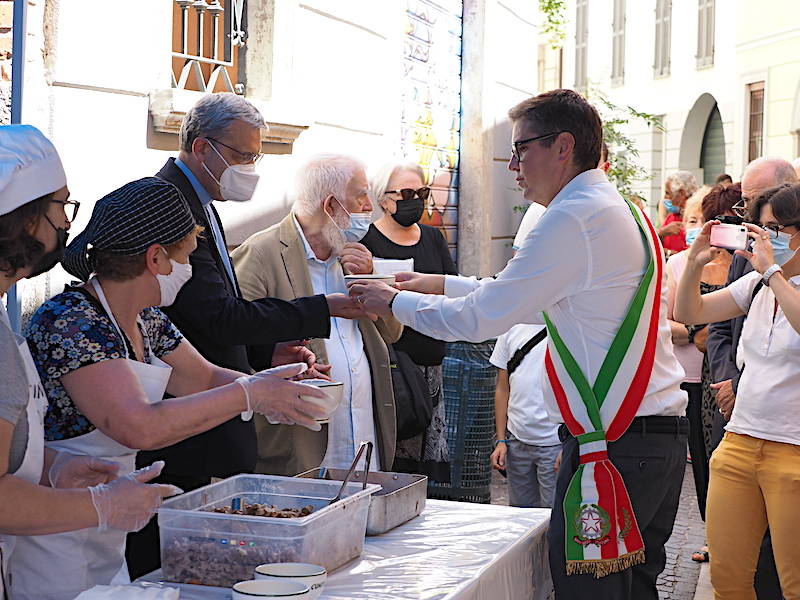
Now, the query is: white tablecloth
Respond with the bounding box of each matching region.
[138,500,553,600]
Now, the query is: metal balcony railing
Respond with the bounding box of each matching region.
[171,0,246,93]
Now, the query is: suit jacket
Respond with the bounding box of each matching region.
[706,253,753,394]
[138,159,332,478]
[231,213,401,475]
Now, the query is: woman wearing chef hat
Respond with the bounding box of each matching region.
[5,144,329,598]
[0,125,184,599]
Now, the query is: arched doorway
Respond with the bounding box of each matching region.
[700,105,725,184]
[679,93,726,184]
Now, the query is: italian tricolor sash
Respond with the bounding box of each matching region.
[542,199,664,578]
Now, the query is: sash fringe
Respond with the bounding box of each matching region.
[566,550,646,578]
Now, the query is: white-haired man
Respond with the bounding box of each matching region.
[658,170,699,254]
[232,154,401,475]
[127,94,368,578]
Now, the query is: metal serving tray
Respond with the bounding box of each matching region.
[297,469,427,535]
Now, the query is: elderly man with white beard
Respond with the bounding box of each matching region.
[232,154,401,475]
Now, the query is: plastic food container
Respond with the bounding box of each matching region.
[297,469,427,535]
[157,474,379,588]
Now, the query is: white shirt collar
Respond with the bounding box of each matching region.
[548,168,608,209]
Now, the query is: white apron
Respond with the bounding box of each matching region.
[8,280,172,600]
[0,304,47,600]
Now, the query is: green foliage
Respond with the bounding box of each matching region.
[590,89,664,203]
[539,0,567,48]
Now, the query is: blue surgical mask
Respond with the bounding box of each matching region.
[685,227,701,246]
[326,197,371,243]
[663,198,681,214]
[770,231,798,265]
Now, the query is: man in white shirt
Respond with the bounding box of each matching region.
[349,89,688,600]
[490,323,560,508]
[232,154,401,475]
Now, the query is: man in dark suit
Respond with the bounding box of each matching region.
[706,157,796,600]
[127,92,368,577]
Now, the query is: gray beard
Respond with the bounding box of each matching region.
[321,219,345,258]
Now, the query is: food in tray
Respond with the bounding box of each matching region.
[208,502,314,518]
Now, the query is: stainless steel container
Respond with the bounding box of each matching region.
[297,469,427,535]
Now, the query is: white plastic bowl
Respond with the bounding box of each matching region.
[299,379,343,423]
[255,563,327,600]
[232,579,311,599]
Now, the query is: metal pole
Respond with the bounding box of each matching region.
[7,0,29,333]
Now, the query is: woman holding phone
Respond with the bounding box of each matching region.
[674,183,800,598]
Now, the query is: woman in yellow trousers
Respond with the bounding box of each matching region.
[675,184,800,599]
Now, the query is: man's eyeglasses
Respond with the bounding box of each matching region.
[207,137,263,164]
[732,198,748,218]
[385,187,431,202]
[511,132,563,162]
[51,199,80,223]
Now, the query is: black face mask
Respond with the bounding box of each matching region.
[390,197,425,228]
[27,216,69,278]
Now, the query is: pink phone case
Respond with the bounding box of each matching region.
[710,224,748,251]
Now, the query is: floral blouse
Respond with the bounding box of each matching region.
[25,288,183,441]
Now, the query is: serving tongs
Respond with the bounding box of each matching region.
[328,441,373,505]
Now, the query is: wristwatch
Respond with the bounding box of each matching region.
[763,264,783,286]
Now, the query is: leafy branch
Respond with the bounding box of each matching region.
[539,0,567,48]
[589,89,664,202]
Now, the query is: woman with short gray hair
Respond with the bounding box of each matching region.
[361,161,456,484]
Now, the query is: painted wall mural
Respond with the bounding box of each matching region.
[401,0,463,261]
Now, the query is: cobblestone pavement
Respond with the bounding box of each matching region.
[490,463,705,600]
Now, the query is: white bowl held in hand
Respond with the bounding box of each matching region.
[255,563,327,600]
[232,579,311,599]
[298,379,343,423]
[343,273,396,287]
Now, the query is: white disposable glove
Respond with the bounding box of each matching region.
[88,460,183,532]
[48,451,120,488]
[236,362,329,431]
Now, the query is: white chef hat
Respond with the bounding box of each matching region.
[512,201,546,251]
[0,125,67,217]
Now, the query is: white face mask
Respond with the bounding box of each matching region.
[201,140,260,202]
[157,258,193,307]
[325,196,371,243]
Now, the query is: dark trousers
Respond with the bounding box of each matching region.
[548,418,687,600]
[709,409,783,600]
[125,473,211,580]
[683,382,709,520]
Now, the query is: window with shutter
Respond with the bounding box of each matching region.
[748,82,765,162]
[611,0,625,86]
[654,0,671,77]
[697,0,715,68]
[575,0,588,92]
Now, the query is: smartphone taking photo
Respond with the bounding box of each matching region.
[710,223,748,251]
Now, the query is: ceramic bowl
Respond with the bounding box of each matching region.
[298,379,344,423]
[231,579,311,599]
[343,273,396,286]
[255,563,327,600]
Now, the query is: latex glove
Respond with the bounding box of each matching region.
[237,362,329,431]
[49,452,120,488]
[89,460,183,532]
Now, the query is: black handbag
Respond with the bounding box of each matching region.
[388,344,434,441]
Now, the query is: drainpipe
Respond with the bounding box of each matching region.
[7,0,28,333]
